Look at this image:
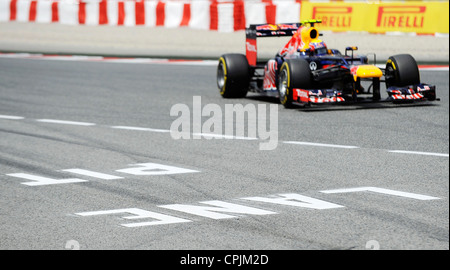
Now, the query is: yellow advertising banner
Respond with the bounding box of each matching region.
[300,1,449,34]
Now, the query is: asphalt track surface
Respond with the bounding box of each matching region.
[0,57,448,251]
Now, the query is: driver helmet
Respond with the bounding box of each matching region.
[309,41,328,55]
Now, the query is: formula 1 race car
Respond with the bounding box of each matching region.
[216,20,437,108]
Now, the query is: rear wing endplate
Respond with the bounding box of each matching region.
[245,23,301,66]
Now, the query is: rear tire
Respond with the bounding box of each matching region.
[217,54,249,98]
[385,54,420,88]
[278,59,312,108]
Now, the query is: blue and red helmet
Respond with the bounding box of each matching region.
[310,41,328,55]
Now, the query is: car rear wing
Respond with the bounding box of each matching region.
[245,20,322,66]
[245,23,301,66]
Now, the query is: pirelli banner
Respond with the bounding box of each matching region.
[300,1,449,35]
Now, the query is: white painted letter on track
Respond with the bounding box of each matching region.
[116,163,199,176]
[6,173,88,186]
[160,200,276,219]
[75,208,192,227]
[242,193,345,209]
[320,187,440,200]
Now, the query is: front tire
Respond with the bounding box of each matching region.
[217,54,249,98]
[385,54,420,88]
[278,59,312,108]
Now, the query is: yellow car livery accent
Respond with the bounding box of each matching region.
[387,59,396,70]
[352,65,383,81]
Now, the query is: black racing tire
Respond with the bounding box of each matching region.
[217,54,249,98]
[385,54,420,88]
[278,58,312,108]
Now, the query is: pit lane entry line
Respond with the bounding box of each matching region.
[1,115,448,158]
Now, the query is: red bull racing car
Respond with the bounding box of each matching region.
[216,20,437,108]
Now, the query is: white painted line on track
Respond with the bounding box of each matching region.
[193,133,258,140]
[283,141,448,157]
[3,114,447,158]
[0,115,25,120]
[321,187,440,200]
[388,150,449,158]
[36,119,96,126]
[62,169,124,180]
[111,126,170,133]
[283,141,360,149]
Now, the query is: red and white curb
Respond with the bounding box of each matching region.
[1,52,449,70]
[0,52,219,65]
